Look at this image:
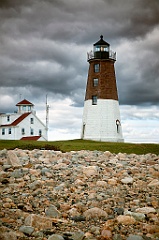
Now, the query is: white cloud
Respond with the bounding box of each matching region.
[36,100,159,143]
[121,105,159,143]
[36,97,82,141]
[0,94,13,113]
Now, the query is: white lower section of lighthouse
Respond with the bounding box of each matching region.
[81,99,124,142]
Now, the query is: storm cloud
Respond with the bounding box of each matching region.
[0,0,159,142]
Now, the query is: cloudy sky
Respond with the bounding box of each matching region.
[0,0,159,143]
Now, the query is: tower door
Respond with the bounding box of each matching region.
[82,124,86,138]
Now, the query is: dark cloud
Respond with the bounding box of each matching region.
[0,0,29,8]
[0,0,159,112]
[116,26,159,105]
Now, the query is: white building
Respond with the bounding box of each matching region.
[0,99,47,141]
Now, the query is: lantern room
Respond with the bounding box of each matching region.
[93,35,110,59]
[87,35,116,61]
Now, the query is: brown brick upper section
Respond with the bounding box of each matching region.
[85,59,118,101]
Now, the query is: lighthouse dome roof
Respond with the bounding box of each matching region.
[93,35,110,46]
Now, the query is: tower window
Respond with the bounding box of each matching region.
[93,78,98,86]
[30,128,34,135]
[2,128,5,135]
[22,128,25,135]
[92,95,97,105]
[30,118,34,124]
[7,115,10,122]
[94,64,100,72]
[39,129,42,136]
[23,106,26,111]
[8,128,11,134]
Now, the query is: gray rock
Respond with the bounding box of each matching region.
[29,180,42,190]
[11,169,23,178]
[19,225,34,235]
[124,210,145,221]
[90,226,100,235]
[114,207,124,215]
[0,148,8,158]
[121,177,133,184]
[48,234,64,240]
[70,215,86,222]
[126,235,144,240]
[41,167,50,175]
[113,234,123,240]
[32,231,44,238]
[2,165,12,171]
[45,204,61,218]
[20,156,29,162]
[63,231,85,240]
[135,207,156,214]
[71,231,85,240]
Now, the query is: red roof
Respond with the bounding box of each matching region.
[1,112,31,127]
[16,99,34,106]
[20,136,41,141]
[12,112,31,126]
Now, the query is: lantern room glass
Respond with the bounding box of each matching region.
[94,45,109,52]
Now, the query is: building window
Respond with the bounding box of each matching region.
[94,64,99,72]
[2,128,5,135]
[30,128,34,135]
[39,129,42,136]
[23,106,26,111]
[8,128,11,134]
[30,118,34,124]
[92,95,97,105]
[7,115,10,122]
[22,128,25,135]
[93,78,98,86]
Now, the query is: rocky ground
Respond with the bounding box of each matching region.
[0,148,159,240]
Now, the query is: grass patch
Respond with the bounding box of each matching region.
[0,139,159,155]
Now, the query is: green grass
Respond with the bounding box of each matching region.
[0,139,159,155]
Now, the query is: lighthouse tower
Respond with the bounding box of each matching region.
[81,35,124,142]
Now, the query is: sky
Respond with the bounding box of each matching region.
[0,0,159,143]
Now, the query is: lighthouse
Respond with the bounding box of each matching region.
[81,35,124,142]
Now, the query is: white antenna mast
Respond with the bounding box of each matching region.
[46,94,50,137]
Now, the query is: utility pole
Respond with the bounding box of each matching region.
[46,94,50,140]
